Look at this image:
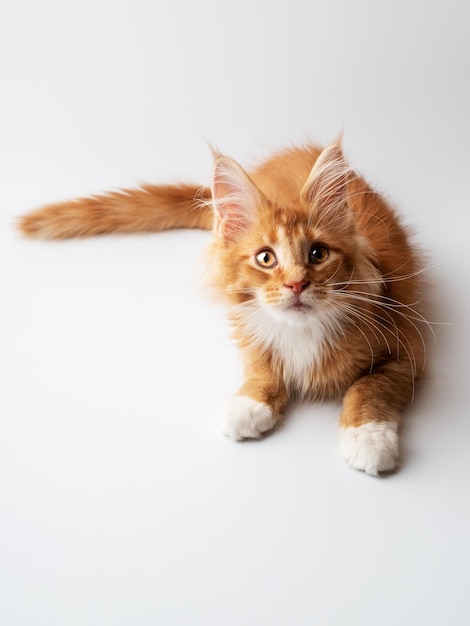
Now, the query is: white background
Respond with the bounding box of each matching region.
[1,1,469,625]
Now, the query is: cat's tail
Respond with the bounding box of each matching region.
[18,183,213,239]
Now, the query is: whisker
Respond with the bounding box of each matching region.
[327,261,442,288]
[336,301,393,355]
[330,291,426,377]
[320,261,343,285]
[335,308,375,371]
[334,289,434,342]
[338,299,418,395]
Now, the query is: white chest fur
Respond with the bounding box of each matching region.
[239,303,341,387]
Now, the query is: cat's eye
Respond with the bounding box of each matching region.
[309,245,329,264]
[255,248,278,268]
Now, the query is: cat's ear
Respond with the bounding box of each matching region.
[211,156,265,243]
[300,144,353,230]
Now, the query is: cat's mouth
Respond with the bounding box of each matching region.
[284,300,312,313]
[259,294,315,320]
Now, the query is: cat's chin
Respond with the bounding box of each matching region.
[285,303,312,313]
[269,303,316,327]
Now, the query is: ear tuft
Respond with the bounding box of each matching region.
[212,156,264,243]
[300,143,353,229]
[301,143,349,206]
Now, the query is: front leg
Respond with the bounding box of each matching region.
[339,360,414,475]
[223,351,288,441]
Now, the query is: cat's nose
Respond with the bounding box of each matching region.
[284,280,310,296]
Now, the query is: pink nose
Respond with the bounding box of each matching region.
[284,280,310,296]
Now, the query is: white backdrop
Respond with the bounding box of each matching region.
[1,1,470,625]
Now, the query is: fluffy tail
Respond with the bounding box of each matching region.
[18,183,213,239]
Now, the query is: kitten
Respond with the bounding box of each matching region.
[19,142,429,475]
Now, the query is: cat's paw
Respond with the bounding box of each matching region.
[339,421,399,476]
[222,395,277,441]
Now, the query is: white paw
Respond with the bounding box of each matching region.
[339,421,399,476]
[222,395,277,441]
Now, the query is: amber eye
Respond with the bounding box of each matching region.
[309,245,329,264]
[255,249,278,268]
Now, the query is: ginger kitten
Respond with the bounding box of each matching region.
[19,142,429,475]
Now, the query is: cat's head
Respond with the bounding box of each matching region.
[207,143,381,332]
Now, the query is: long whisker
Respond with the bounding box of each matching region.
[335,308,375,371]
[336,301,393,353]
[336,299,418,396]
[331,290,427,377]
[348,303,415,372]
[328,261,442,287]
[334,289,434,343]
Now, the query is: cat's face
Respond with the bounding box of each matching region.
[209,145,381,331]
[241,217,353,325]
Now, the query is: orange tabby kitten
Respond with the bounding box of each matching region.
[19,142,429,475]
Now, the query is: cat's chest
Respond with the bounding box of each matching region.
[271,323,325,377]
[239,307,360,398]
[275,326,361,398]
[243,310,336,379]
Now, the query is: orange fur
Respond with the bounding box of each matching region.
[19,184,212,238]
[18,142,430,474]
